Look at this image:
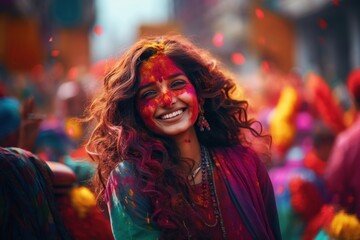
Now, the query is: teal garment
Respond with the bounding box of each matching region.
[106,161,161,240]
[63,155,96,185]
[314,229,329,240]
[0,97,20,139]
[108,190,160,240]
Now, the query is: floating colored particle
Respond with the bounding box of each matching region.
[212,32,224,48]
[94,25,103,36]
[67,67,78,80]
[255,8,264,19]
[51,50,60,57]
[231,52,245,65]
[261,61,270,72]
[332,0,340,7]
[318,18,327,29]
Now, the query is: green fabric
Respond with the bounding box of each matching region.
[107,162,161,240]
[63,155,96,185]
[314,229,329,240]
[109,187,160,240]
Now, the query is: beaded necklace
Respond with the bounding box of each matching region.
[184,146,227,239]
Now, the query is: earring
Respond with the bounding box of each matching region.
[197,107,210,131]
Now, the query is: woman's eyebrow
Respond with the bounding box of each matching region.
[139,73,186,91]
[167,73,185,80]
[138,82,155,92]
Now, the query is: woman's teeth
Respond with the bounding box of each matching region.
[161,109,184,120]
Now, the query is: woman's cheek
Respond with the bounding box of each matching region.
[138,100,157,127]
[183,87,199,124]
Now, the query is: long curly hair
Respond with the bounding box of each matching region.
[85,35,269,238]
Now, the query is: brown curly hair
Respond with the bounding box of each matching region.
[85,35,269,238]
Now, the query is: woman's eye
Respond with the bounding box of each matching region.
[141,90,157,99]
[171,80,186,89]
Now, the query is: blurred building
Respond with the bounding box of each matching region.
[1,0,359,86]
[90,0,172,62]
[0,0,95,72]
[172,0,254,72]
[171,0,296,74]
[172,0,360,84]
[262,0,360,84]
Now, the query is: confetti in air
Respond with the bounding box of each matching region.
[67,67,79,80]
[94,25,103,36]
[332,0,340,7]
[318,18,327,29]
[261,61,270,72]
[51,50,60,57]
[212,32,224,48]
[231,53,245,65]
[255,8,265,19]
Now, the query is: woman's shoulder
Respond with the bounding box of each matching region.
[211,144,262,168]
[105,161,156,237]
[108,161,139,185]
[212,144,258,158]
[109,161,136,179]
[211,145,271,185]
[106,161,139,198]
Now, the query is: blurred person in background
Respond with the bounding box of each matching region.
[85,35,281,240]
[268,71,344,240]
[0,95,112,239]
[325,69,360,219]
[0,97,21,147]
[0,147,70,239]
[302,121,335,177]
[0,96,42,151]
[269,119,334,240]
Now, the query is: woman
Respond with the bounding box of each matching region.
[86,35,281,239]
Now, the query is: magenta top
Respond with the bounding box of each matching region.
[106,145,281,239]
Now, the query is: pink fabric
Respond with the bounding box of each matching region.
[189,168,253,239]
[325,114,360,218]
[212,146,281,240]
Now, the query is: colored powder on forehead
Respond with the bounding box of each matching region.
[139,54,182,84]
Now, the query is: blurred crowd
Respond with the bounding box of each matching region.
[1,55,360,239]
[246,65,360,239]
[0,61,114,239]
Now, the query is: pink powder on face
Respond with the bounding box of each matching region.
[137,54,199,133]
[139,54,180,85]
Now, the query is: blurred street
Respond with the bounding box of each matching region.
[1,0,360,239]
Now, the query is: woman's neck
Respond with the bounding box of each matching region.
[172,127,201,168]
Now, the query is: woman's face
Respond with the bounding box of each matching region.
[136,54,199,137]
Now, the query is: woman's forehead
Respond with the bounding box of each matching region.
[138,54,184,85]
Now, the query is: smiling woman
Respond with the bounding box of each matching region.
[85,35,281,240]
[136,54,199,137]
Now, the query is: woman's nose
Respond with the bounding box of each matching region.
[159,90,175,107]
